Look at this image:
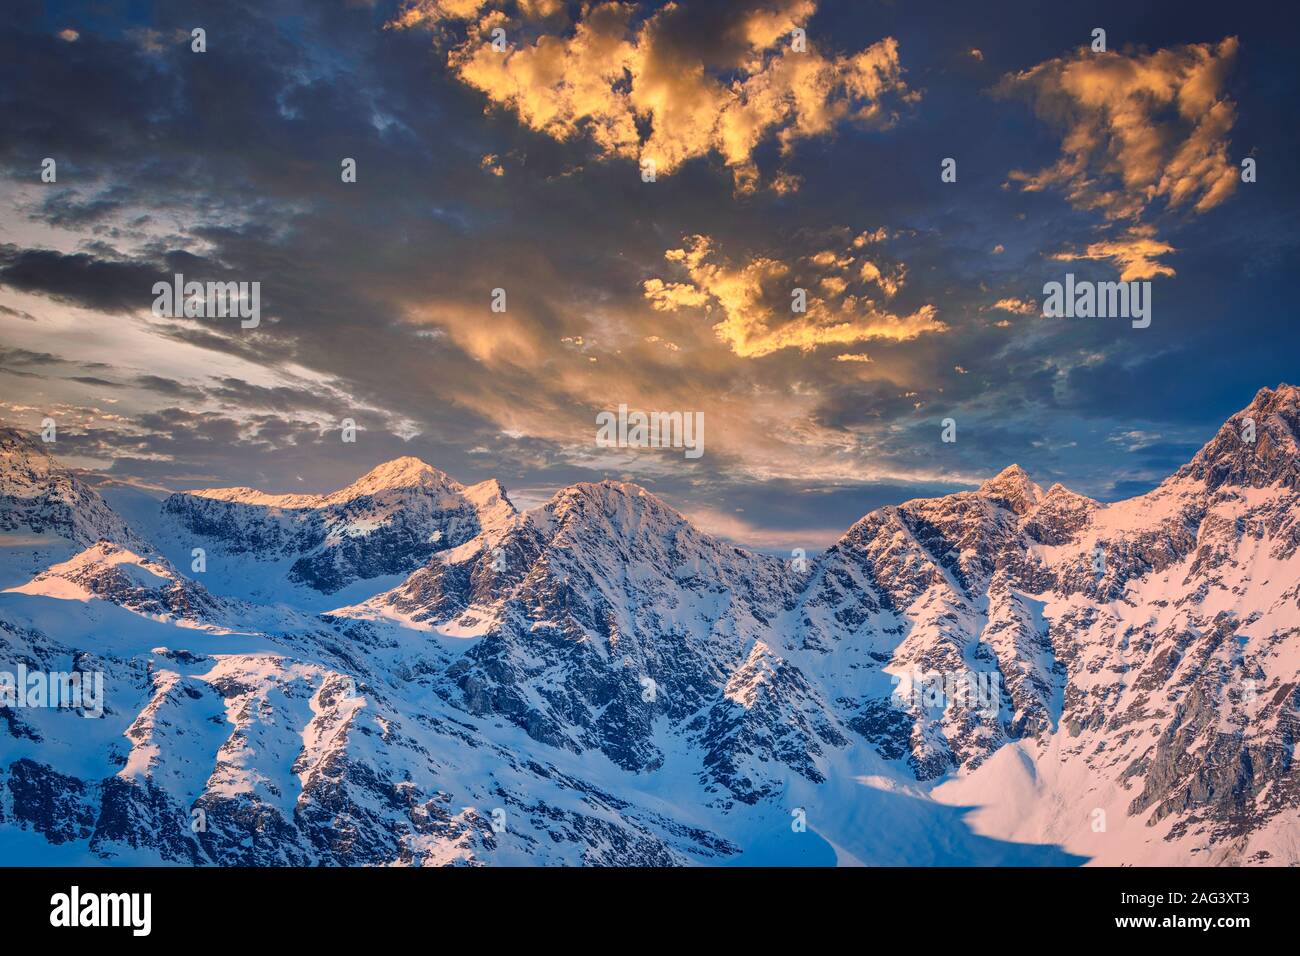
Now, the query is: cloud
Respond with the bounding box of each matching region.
[1050,226,1176,281]
[987,296,1037,315]
[0,346,66,372]
[1107,428,1163,452]
[998,38,1240,222]
[644,231,943,358]
[0,304,36,321]
[391,0,915,191]
[0,247,165,313]
[683,503,844,550]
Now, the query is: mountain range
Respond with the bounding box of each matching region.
[1,384,1297,865]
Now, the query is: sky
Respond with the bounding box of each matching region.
[1,0,1298,550]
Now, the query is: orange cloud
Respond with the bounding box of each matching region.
[987,296,1038,316]
[644,232,944,358]
[1050,227,1177,281]
[999,38,1240,221]
[391,0,915,192]
[683,504,846,550]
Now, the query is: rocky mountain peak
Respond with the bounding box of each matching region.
[1174,382,1300,491]
[0,426,147,552]
[1,427,63,491]
[1,425,47,459]
[187,456,459,509]
[338,455,456,498]
[977,464,1044,515]
[547,480,693,538]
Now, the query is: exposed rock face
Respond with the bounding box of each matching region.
[9,541,226,624]
[1,385,1298,865]
[0,428,148,555]
[1177,384,1300,491]
[158,458,516,596]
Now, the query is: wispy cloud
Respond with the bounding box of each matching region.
[986,296,1038,316]
[644,230,943,358]
[1050,225,1177,281]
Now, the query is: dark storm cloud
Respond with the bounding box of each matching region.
[0,347,64,367]
[0,348,117,386]
[203,377,352,416]
[132,375,206,401]
[66,375,122,387]
[0,247,164,313]
[37,186,133,228]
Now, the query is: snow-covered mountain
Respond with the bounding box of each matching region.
[150,457,516,607]
[1,385,1297,866]
[0,429,150,586]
